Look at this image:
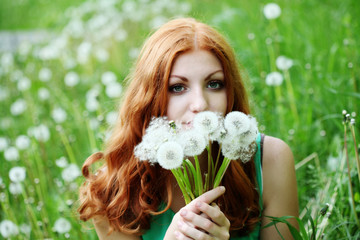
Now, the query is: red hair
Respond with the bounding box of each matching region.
[78,18,260,236]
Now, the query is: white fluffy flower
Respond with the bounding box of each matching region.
[53,217,71,234]
[101,71,117,85]
[265,72,284,86]
[94,48,109,62]
[193,111,219,135]
[77,41,92,64]
[106,111,118,126]
[263,3,281,19]
[157,141,184,170]
[29,124,50,142]
[10,99,27,116]
[56,156,68,168]
[105,82,122,98]
[9,166,26,183]
[224,111,250,136]
[9,182,23,195]
[0,137,8,151]
[19,223,31,236]
[0,220,19,238]
[86,98,99,112]
[276,56,294,71]
[17,77,31,91]
[61,164,81,182]
[52,107,67,123]
[64,72,80,87]
[4,147,19,161]
[15,135,31,150]
[177,129,207,156]
[38,88,50,100]
[0,86,9,101]
[38,68,52,82]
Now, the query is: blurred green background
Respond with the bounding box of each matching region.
[0,0,359,239]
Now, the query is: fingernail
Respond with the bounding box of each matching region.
[219,186,225,192]
[195,201,202,208]
[180,209,187,216]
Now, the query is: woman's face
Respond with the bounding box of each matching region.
[167,50,227,129]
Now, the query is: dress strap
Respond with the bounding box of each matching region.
[260,133,265,166]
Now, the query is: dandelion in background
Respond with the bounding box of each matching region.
[101,71,117,85]
[38,87,50,101]
[52,107,67,123]
[53,217,71,234]
[115,29,128,42]
[265,72,284,86]
[61,164,81,182]
[0,220,19,238]
[77,41,92,64]
[0,86,9,101]
[276,56,294,71]
[10,99,27,116]
[38,68,52,82]
[9,182,23,195]
[0,137,8,151]
[64,71,80,87]
[4,147,19,161]
[29,124,50,142]
[1,52,14,72]
[263,3,281,20]
[106,111,118,126]
[105,82,122,98]
[17,76,31,91]
[56,156,69,168]
[15,135,31,150]
[9,166,26,183]
[19,223,31,236]
[94,48,109,62]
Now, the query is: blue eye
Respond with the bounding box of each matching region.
[207,81,224,90]
[169,84,185,93]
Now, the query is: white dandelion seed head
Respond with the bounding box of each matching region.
[29,124,50,142]
[0,86,9,101]
[101,71,117,85]
[224,111,250,136]
[10,99,27,116]
[39,68,52,82]
[115,29,128,42]
[9,182,23,195]
[64,71,80,87]
[263,3,281,20]
[17,76,31,91]
[106,111,118,126]
[134,141,158,164]
[19,223,31,236]
[0,137,9,151]
[61,164,81,182]
[327,156,338,172]
[105,82,122,98]
[52,107,67,123]
[94,48,109,62]
[4,147,19,161]
[9,166,26,183]
[15,135,31,150]
[265,72,284,86]
[77,41,92,64]
[221,136,257,162]
[177,129,207,156]
[56,156,69,168]
[86,98,99,112]
[276,56,294,71]
[38,88,50,100]
[193,111,219,134]
[156,141,184,170]
[0,220,19,238]
[53,217,71,234]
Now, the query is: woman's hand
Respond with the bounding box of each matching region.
[164,186,230,240]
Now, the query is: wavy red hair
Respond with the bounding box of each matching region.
[78,18,260,236]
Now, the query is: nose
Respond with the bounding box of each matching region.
[189,89,208,113]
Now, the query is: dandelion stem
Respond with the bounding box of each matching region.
[58,129,77,164]
[283,69,299,125]
[344,123,360,227]
[349,124,360,184]
[194,155,203,196]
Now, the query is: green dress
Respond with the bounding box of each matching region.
[142,133,263,240]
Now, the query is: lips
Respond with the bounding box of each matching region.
[181,121,193,129]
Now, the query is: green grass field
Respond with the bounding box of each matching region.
[0,0,359,239]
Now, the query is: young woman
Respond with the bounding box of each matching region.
[78,18,299,240]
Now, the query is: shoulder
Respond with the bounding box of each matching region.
[93,217,141,240]
[262,135,293,165]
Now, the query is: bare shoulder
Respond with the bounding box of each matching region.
[262,135,293,165]
[93,217,141,240]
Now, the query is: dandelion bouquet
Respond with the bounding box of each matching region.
[134,111,258,204]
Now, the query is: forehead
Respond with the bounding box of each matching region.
[170,50,223,75]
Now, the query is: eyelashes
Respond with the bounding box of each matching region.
[168,80,225,94]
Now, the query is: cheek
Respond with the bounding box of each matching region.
[166,96,182,120]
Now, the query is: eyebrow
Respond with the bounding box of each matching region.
[169,70,223,82]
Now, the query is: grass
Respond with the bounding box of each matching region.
[0,0,359,239]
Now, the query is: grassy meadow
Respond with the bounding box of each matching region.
[0,0,359,239]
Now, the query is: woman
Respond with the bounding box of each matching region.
[78,18,299,239]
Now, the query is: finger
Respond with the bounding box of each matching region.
[177,219,211,240]
[195,201,230,227]
[174,230,192,240]
[185,187,226,214]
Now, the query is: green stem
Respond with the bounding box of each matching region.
[349,124,360,184]
[283,69,299,125]
[194,155,203,196]
[171,169,191,204]
[213,157,231,188]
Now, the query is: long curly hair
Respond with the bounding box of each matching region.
[78,18,260,236]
